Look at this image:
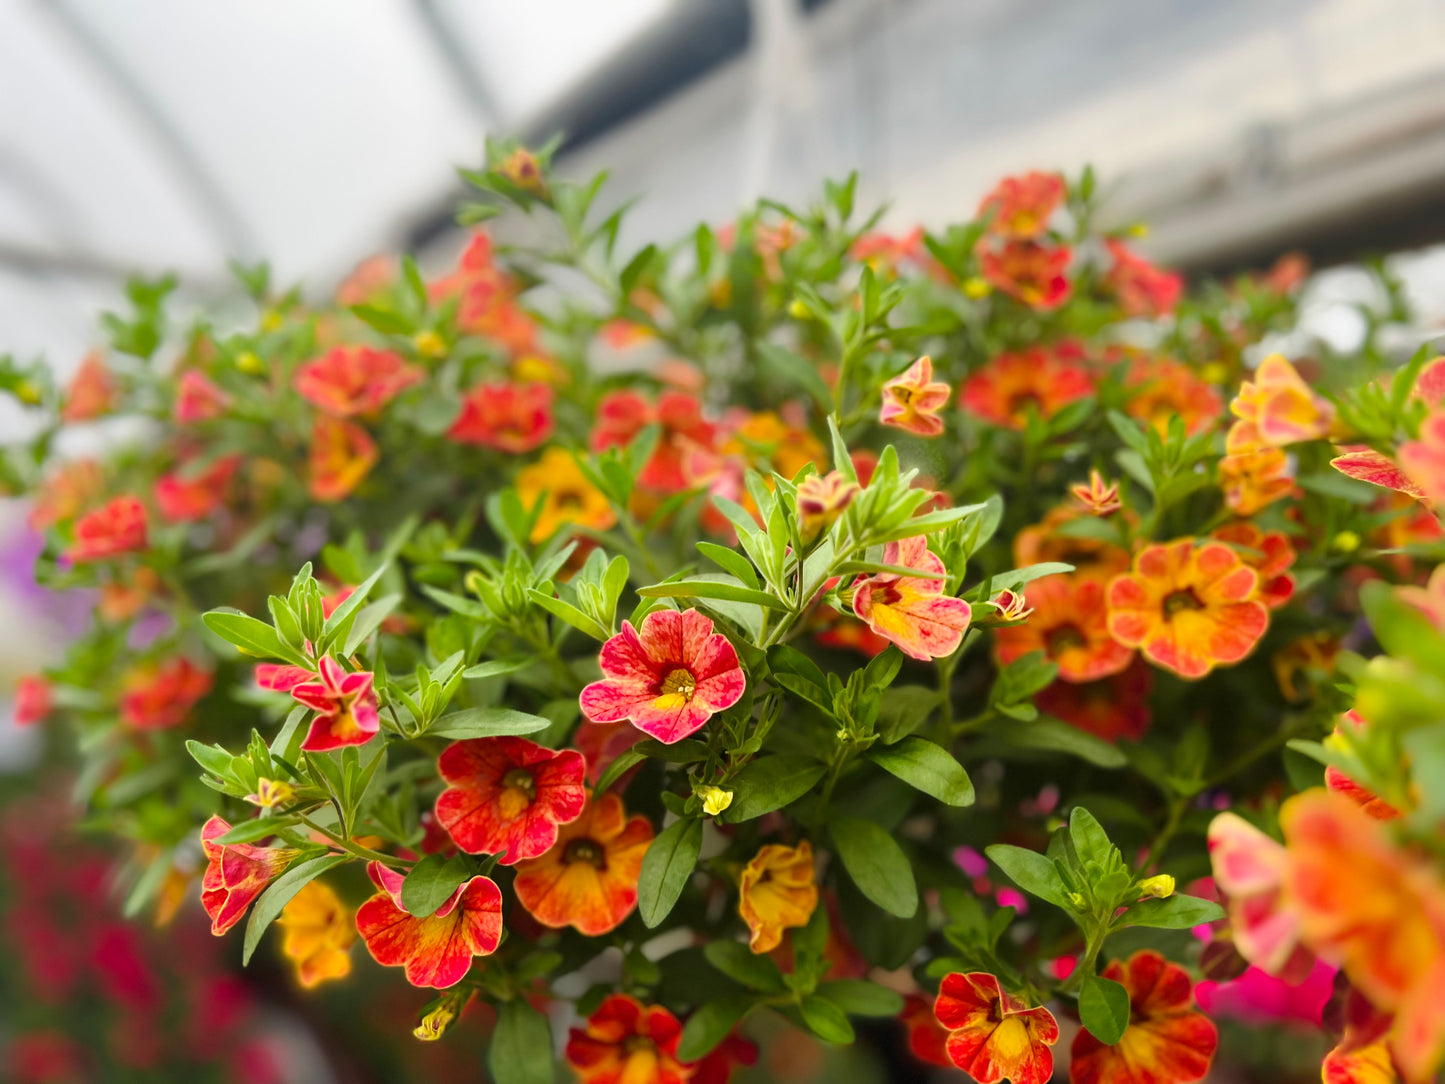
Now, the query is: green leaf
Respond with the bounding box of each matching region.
[816,980,904,1017]
[401,854,471,918]
[426,707,551,740]
[242,853,349,964]
[697,541,760,590]
[214,817,298,845]
[528,588,610,640]
[186,740,237,779]
[1003,716,1129,768]
[703,941,786,992]
[869,737,974,806]
[756,340,833,411]
[488,999,554,1084]
[462,659,530,680]
[593,747,648,794]
[985,844,1071,909]
[676,996,753,1061]
[720,755,827,823]
[342,593,402,655]
[202,609,297,662]
[1079,975,1131,1045]
[321,562,390,646]
[1118,893,1224,929]
[638,817,702,927]
[975,562,1075,596]
[830,815,918,918]
[799,995,855,1044]
[636,578,789,611]
[1068,806,1115,868]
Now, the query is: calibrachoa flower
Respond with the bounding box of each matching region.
[433,736,586,863]
[738,840,818,953]
[1123,356,1223,437]
[27,458,104,530]
[1226,353,1335,453]
[1219,446,1294,515]
[933,971,1059,1084]
[591,389,718,492]
[174,369,230,422]
[1070,950,1218,1084]
[851,535,972,661]
[580,608,746,745]
[291,656,380,751]
[1398,407,1445,505]
[796,470,859,545]
[447,381,554,453]
[354,861,502,989]
[511,791,653,936]
[690,1030,759,1084]
[879,355,951,436]
[978,171,1065,238]
[255,663,312,693]
[277,880,354,988]
[14,675,51,726]
[902,993,954,1068]
[66,495,148,562]
[988,588,1033,622]
[1015,504,1132,576]
[516,446,617,544]
[1103,239,1184,317]
[720,408,825,480]
[293,345,423,417]
[60,350,115,422]
[308,416,378,502]
[120,657,213,730]
[1330,446,1425,501]
[153,456,240,522]
[960,347,1094,430]
[565,994,690,1084]
[1324,711,1400,821]
[1036,660,1152,741]
[1206,812,1315,981]
[994,573,1134,682]
[1106,540,1268,679]
[1071,470,1122,515]
[199,816,296,936]
[976,239,1072,309]
[1211,522,1296,609]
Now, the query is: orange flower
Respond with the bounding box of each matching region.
[1071,470,1121,515]
[1069,950,1218,1084]
[933,971,1059,1084]
[335,253,395,307]
[1210,522,1296,609]
[153,455,240,522]
[28,459,104,531]
[738,840,818,953]
[354,861,502,989]
[1271,630,1340,703]
[994,574,1133,682]
[448,381,554,453]
[293,345,423,417]
[1015,505,1132,577]
[60,351,115,422]
[850,227,928,275]
[591,389,718,492]
[978,171,1065,238]
[901,993,953,1068]
[960,347,1094,430]
[99,566,161,623]
[174,369,230,422]
[1035,660,1152,741]
[1206,811,1316,982]
[720,408,824,482]
[565,994,690,1084]
[976,239,1071,308]
[308,416,378,502]
[120,657,212,730]
[66,495,148,563]
[1398,408,1445,506]
[515,447,617,544]
[1219,447,1294,515]
[1103,239,1183,317]
[1106,540,1268,679]
[1226,354,1336,453]
[512,791,653,935]
[880,355,951,437]
[277,879,354,988]
[1324,710,1401,821]
[200,815,296,936]
[1123,356,1223,437]
[1323,991,1398,1084]
[851,535,973,661]
[434,736,586,862]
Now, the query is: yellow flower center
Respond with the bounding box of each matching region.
[563,837,607,869]
[1162,588,1205,617]
[660,668,696,701]
[499,768,537,818]
[988,1014,1034,1063]
[893,386,915,405]
[1046,624,1086,653]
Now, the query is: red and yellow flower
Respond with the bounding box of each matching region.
[993,573,1134,682]
[738,840,818,953]
[565,994,690,1084]
[933,971,1059,1084]
[153,456,240,522]
[434,736,586,863]
[796,470,859,545]
[120,657,213,730]
[1071,470,1122,515]
[1015,505,1132,576]
[1035,660,1152,741]
[1219,446,1294,515]
[978,171,1065,238]
[1104,239,1183,317]
[277,879,354,988]
[291,656,380,752]
[719,408,825,482]
[512,791,653,935]
[1398,408,1445,506]
[976,239,1072,309]
[879,355,951,436]
[199,815,296,936]
[851,535,972,661]
[61,350,116,422]
[66,495,148,563]
[1106,540,1268,679]
[1069,950,1218,1084]
[354,861,502,989]
[1331,446,1425,502]
[516,446,617,544]
[1226,354,1336,453]
[28,459,104,531]
[960,347,1094,430]
[1206,812,1315,981]
[174,369,230,422]
[591,389,718,493]
[1123,356,1223,437]
[447,381,554,453]
[580,608,746,745]
[1323,711,1401,821]
[1210,522,1296,609]
[901,993,953,1068]
[308,416,378,502]
[293,345,423,417]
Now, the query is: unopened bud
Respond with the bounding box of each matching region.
[797,471,860,546]
[1136,873,1175,900]
[962,277,992,299]
[413,998,461,1042]
[501,148,546,194]
[236,350,266,375]
[697,785,733,817]
[1332,530,1361,554]
[413,330,447,360]
[789,299,812,320]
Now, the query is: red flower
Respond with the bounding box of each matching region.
[66,496,148,562]
[120,657,213,730]
[1035,660,1153,742]
[690,1030,759,1084]
[934,971,1059,1084]
[434,736,586,863]
[174,369,230,422]
[1211,522,1296,609]
[960,347,1094,430]
[60,350,115,422]
[902,993,953,1068]
[291,656,380,751]
[994,573,1134,682]
[1104,239,1183,317]
[354,861,502,988]
[565,994,690,1084]
[308,416,378,502]
[590,389,718,493]
[293,345,423,417]
[1070,950,1218,1084]
[255,663,311,693]
[977,239,1072,309]
[14,675,51,727]
[200,816,296,936]
[153,456,240,522]
[447,381,554,452]
[580,608,746,745]
[978,171,1066,238]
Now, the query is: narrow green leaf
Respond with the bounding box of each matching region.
[426,707,551,740]
[528,588,610,640]
[488,999,554,1084]
[676,996,753,1061]
[636,579,789,611]
[985,844,1072,909]
[703,941,787,992]
[1079,975,1131,1045]
[462,659,530,680]
[593,747,648,794]
[638,817,702,927]
[242,853,349,964]
[401,854,471,918]
[816,979,905,1017]
[799,995,855,1044]
[1118,893,1224,929]
[830,815,918,918]
[869,737,974,806]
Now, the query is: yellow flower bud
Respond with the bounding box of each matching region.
[413,1001,458,1042]
[245,778,296,811]
[1136,873,1175,899]
[237,350,266,375]
[412,330,447,360]
[789,299,812,320]
[1129,223,1150,238]
[260,309,283,332]
[1200,362,1230,385]
[962,277,992,299]
[14,381,41,406]
[1332,530,1361,554]
[697,785,734,817]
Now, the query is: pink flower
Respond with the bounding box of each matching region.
[255,664,312,693]
[851,535,972,660]
[174,370,231,422]
[447,381,554,453]
[66,496,148,563]
[293,345,424,417]
[14,676,52,726]
[580,609,746,744]
[1206,812,1316,982]
[292,657,380,751]
[880,356,951,436]
[1104,239,1183,317]
[1398,408,1445,505]
[120,657,213,730]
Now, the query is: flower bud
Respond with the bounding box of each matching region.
[1136,873,1175,899]
[797,471,860,545]
[697,785,734,817]
[245,778,296,811]
[989,589,1033,622]
[413,995,464,1041]
[413,330,447,360]
[962,277,992,299]
[1069,470,1122,516]
[501,148,546,195]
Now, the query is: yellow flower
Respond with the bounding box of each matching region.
[245,778,295,811]
[412,329,447,360]
[278,879,355,988]
[739,840,818,953]
[962,276,992,299]
[697,785,734,817]
[515,447,618,544]
[1136,874,1175,899]
[414,994,467,1041]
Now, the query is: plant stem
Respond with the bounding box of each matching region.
[297,813,412,868]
